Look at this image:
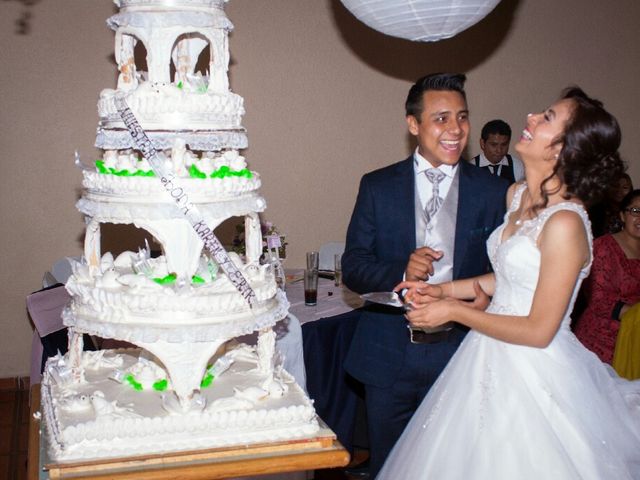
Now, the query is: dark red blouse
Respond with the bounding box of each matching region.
[574,234,640,363]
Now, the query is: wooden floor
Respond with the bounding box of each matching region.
[0,377,29,480]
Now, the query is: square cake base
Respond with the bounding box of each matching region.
[40,346,320,464]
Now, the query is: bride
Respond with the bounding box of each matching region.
[378,87,640,479]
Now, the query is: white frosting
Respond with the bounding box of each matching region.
[77,194,266,227]
[42,0,320,464]
[42,348,319,462]
[98,0,241,149]
[95,128,248,151]
[63,251,290,399]
[65,255,281,330]
[84,154,260,202]
[98,85,245,131]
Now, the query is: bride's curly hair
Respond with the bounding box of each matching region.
[540,87,626,209]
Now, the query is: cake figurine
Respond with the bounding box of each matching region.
[41,0,320,463]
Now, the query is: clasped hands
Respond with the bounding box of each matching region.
[399,246,489,330]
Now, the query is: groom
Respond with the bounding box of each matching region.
[342,73,508,477]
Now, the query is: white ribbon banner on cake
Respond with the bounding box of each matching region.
[113,94,257,306]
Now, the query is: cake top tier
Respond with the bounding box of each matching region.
[97,0,244,148]
[114,0,229,11]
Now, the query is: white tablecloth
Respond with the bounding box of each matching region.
[234,274,362,480]
[285,270,364,324]
[240,272,363,394]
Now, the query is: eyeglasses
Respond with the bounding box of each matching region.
[624,207,640,217]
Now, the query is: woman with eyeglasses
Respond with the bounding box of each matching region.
[574,188,640,363]
[588,173,633,237]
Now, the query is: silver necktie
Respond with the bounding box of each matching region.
[424,168,446,226]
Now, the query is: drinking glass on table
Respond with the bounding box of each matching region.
[334,254,342,286]
[303,269,318,306]
[306,251,319,271]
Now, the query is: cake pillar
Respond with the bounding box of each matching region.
[116,32,138,90]
[136,218,203,282]
[147,30,174,84]
[84,218,101,275]
[67,330,85,381]
[209,31,229,92]
[245,213,262,264]
[136,339,227,409]
[256,328,276,374]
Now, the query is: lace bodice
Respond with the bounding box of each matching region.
[486,183,593,326]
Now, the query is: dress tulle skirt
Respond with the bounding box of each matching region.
[378,328,640,479]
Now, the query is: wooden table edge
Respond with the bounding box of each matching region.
[29,383,350,479]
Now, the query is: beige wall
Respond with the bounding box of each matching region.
[1,0,638,377]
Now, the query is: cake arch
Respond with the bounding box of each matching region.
[108,10,232,88]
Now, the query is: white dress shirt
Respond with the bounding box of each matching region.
[411,148,458,284]
[475,152,525,182]
[413,148,458,214]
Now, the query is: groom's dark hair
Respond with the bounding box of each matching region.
[405,73,467,120]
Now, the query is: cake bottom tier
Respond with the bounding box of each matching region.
[41,347,319,463]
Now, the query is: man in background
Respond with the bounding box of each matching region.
[472,119,524,184]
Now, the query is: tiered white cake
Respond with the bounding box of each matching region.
[41,0,319,463]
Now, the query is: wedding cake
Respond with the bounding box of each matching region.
[41,0,320,463]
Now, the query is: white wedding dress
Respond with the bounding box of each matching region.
[378,184,640,479]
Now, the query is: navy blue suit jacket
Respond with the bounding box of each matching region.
[342,156,508,387]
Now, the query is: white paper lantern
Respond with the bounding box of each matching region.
[340,0,501,42]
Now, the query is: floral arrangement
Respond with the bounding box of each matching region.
[231,220,287,260]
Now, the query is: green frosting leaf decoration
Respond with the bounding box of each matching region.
[189,164,207,179]
[96,160,109,174]
[125,373,143,391]
[210,165,230,178]
[177,81,183,90]
[192,275,205,284]
[210,166,253,179]
[95,160,155,177]
[97,159,251,180]
[200,372,214,388]
[153,273,177,285]
[123,373,167,391]
[190,164,253,180]
[153,379,168,391]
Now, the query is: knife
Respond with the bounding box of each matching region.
[360,291,411,310]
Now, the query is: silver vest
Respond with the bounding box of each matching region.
[414,167,459,284]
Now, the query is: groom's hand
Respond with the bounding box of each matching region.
[394,281,443,307]
[405,246,444,281]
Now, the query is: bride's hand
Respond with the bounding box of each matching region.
[405,281,489,328]
[394,281,444,309]
[405,298,456,328]
[469,280,490,311]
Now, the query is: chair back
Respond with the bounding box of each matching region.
[26,285,70,386]
[319,241,345,271]
[51,256,80,284]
